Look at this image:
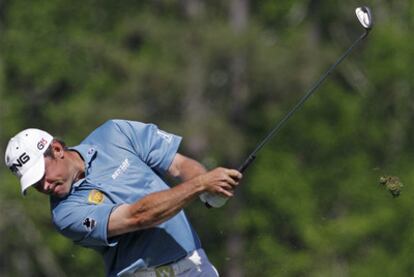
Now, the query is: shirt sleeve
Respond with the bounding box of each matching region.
[52,199,117,248]
[111,120,182,174]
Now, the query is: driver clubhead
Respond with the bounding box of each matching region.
[355,6,373,30]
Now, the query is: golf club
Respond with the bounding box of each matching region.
[238,6,373,174]
[203,6,373,209]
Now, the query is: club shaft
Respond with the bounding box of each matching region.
[239,30,369,173]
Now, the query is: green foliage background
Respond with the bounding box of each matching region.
[1,0,414,276]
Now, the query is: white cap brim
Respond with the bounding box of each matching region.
[20,156,46,195]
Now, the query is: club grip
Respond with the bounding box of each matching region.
[238,155,256,173]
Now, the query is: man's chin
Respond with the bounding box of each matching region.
[52,190,70,198]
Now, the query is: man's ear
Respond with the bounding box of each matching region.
[51,140,65,159]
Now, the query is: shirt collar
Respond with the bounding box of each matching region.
[68,144,98,188]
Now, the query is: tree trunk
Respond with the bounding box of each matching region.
[181,0,208,155]
[225,1,249,277]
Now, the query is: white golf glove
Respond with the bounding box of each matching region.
[199,192,228,208]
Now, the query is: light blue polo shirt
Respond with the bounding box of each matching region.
[50,120,201,277]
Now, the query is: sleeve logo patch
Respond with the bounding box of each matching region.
[88,189,104,205]
[83,218,96,231]
[157,130,172,143]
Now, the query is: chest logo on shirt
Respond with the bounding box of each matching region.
[112,158,130,180]
[88,189,104,205]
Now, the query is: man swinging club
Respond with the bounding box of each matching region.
[4,119,242,277]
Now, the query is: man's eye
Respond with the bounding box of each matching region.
[33,176,45,188]
[33,181,42,188]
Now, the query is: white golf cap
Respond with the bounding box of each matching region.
[4,128,53,195]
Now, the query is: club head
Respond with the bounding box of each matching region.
[355,6,373,30]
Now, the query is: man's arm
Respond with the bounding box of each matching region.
[167,153,207,181]
[108,154,242,237]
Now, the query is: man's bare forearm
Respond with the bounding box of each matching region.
[109,176,204,237]
[108,167,242,237]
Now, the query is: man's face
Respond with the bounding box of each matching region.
[33,144,78,198]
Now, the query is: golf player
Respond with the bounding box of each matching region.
[4,119,242,277]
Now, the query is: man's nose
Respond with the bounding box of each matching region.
[43,180,54,192]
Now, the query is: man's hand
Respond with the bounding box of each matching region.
[196,167,242,198]
[168,154,242,197]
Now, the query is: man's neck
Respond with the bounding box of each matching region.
[67,150,86,181]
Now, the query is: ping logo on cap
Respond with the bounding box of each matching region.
[9,152,30,175]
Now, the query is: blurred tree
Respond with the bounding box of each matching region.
[0,200,66,276]
[223,1,249,277]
